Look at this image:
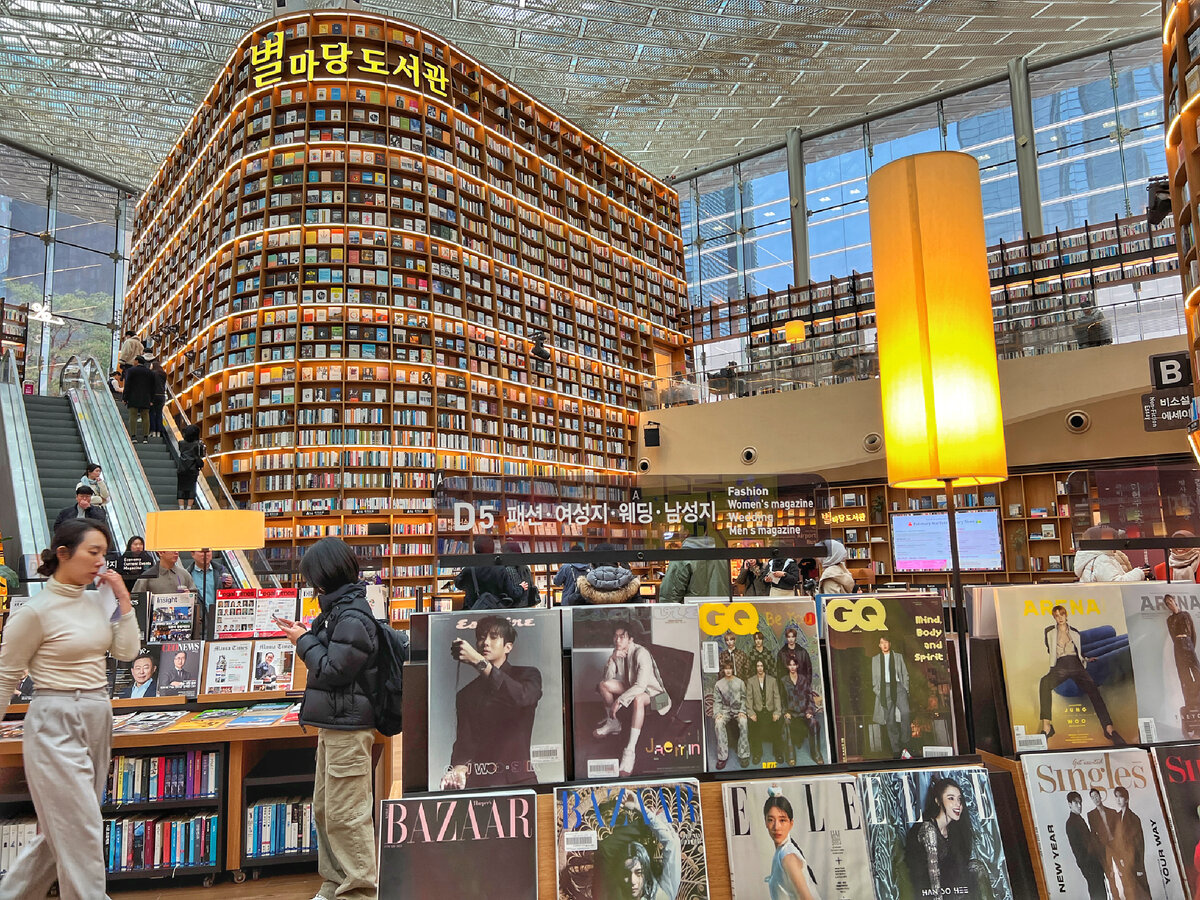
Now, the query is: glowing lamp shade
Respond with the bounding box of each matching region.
[144,509,266,552]
[784,320,806,343]
[868,152,1007,489]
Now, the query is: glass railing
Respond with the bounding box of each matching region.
[643,292,1187,408]
[0,348,49,594]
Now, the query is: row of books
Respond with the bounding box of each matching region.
[975,582,1200,751]
[0,704,301,743]
[0,818,35,876]
[103,812,219,873]
[382,766,1014,900]
[411,595,958,790]
[245,796,316,859]
[105,749,220,804]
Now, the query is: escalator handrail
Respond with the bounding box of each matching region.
[0,348,49,591]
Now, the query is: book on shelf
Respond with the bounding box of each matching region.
[245,796,316,860]
[105,748,221,803]
[104,811,219,873]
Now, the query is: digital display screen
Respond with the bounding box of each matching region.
[891,509,1005,573]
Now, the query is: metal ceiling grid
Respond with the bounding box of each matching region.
[0,0,1159,190]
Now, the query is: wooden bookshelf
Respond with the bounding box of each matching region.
[122,9,688,606]
[1164,0,1200,383]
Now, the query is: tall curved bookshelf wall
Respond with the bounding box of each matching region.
[124,9,688,611]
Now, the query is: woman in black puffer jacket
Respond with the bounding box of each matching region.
[276,537,379,900]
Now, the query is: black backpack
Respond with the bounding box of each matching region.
[350,610,409,737]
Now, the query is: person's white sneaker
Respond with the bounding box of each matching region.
[593,718,622,738]
[619,746,636,775]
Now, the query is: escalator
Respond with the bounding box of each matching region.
[133,437,181,513]
[22,394,90,538]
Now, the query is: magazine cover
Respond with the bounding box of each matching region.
[556,779,709,900]
[994,584,1137,752]
[155,641,201,696]
[251,640,294,691]
[203,640,253,693]
[148,591,195,642]
[571,605,704,780]
[253,588,298,637]
[1153,743,1200,899]
[722,774,873,899]
[378,790,537,899]
[1124,584,1200,742]
[214,588,258,639]
[8,671,33,704]
[113,710,188,733]
[299,588,320,627]
[109,646,161,699]
[858,766,1012,900]
[165,708,246,731]
[426,608,566,791]
[698,599,829,772]
[226,702,293,727]
[1023,748,1182,899]
[823,593,955,761]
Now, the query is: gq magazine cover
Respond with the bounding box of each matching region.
[570,605,704,780]
[823,592,955,761]
[1023,748,1182,900]
[722,774,873,899]
[1123,584,1200,742]
[556,779,709,900]
[426,608,566,791]
[377,790,537,899]
[993,584,1138,752]
[697,599,829,772]
[1152,742,1200,900]
[858,765,1012,900]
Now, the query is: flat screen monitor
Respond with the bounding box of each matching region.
[890,509,1004,573]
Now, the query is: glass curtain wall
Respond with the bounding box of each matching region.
[0,141,132,393]
[677,37,1164,305]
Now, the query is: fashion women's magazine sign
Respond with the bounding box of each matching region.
[993,584,1138,752]
[556,779,709,900]
[377,790,537,899]
[426,608,566,791]
[1123,585,1200,742]
[722,774,873,899]
[858,765,1013,900]
[1023,748,1182,900]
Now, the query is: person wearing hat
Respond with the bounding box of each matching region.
[53,486,111,548]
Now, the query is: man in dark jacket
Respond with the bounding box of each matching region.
[54,487,113,548]
[1065,791,1107,900]
[440,615,543,790]
[122,356,156,443]
[454,535,522,608]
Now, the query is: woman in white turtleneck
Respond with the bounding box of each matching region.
[817,539,857,594]
[0,519,140,899]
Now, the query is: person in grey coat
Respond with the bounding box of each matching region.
[871,634,911,757]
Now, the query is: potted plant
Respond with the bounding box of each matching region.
[1009,525,1027,572]
[871,494,886,525]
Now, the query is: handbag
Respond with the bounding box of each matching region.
[468,567,516,610]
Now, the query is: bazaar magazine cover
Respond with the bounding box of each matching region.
[993,584,1137,752]
[377,790,537,899]
[571,605,704,780]
[823,593,955,761]
[722,774,872,899]
[1152,743,1200,900]
[426,608,566,791]
[556,779,708,900]
[1123,583,1200,742]
[1023,748,1182,899]
[697,599,829,772]
[858,765,1012,900]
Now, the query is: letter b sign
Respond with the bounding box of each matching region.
[1151,352,1193,391]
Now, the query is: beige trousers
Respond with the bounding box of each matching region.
[0,689,112,900]
[314,728,377,900]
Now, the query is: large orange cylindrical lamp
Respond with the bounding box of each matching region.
[868,151,1008,489]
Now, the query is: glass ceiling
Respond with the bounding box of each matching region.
[0,0,1158,191]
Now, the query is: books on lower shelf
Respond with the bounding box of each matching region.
[104,812,219,873]
[244,796,316,859]
[105,750,220,804]
[0,818,37,876]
